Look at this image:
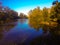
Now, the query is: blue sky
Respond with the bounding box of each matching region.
[0,0,60,15]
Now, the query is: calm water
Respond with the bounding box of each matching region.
[0,19,53,45]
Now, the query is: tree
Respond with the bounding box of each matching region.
[42,7,50,22]
[0,2,18,24]
[50,1,60,24]
[28,7,43,30]
[19,13,28,19]
[20,13,24,19]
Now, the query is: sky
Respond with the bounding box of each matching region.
[0,0,60,15]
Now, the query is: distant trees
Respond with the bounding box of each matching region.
[20,13,24,19]
[19,13,28,19]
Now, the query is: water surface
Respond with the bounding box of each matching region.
[0,19,50,45]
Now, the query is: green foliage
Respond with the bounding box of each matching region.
[28,6,51,30]
[42,7,50,22]
[28,7,43,30]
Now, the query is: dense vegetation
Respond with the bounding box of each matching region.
[28,1,60,45]
[28,1,60,30]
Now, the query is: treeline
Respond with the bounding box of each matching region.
[28,1,60,30]
[0,2,28,24]
[19,13,28,19]
[0,3,19,24]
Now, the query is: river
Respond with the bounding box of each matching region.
[0,19,59,45]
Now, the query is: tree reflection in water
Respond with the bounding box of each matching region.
[0,23,16,40]
[29,20,60,45]
[49,24,60,35]
[29,20,60,35]
[19,19,26,24]
[28,21,41,31]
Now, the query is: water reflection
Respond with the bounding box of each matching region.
[19,19,27,24]
[28,20,48,32]
[0,19,60,45]
[28,21,41,31]
[49,24,60,35]
[28,20,60,45]
[28,19,60,35]
[0,22,17,40]
[0,19,44,45]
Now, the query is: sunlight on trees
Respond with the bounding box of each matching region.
[28,7,51,30]
[28,1,60,31]
[28,7,43,30]
[42,7,50,22]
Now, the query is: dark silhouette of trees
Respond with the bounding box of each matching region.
[0,2,18,24]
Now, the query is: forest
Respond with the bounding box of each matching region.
[28,1,60,30]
